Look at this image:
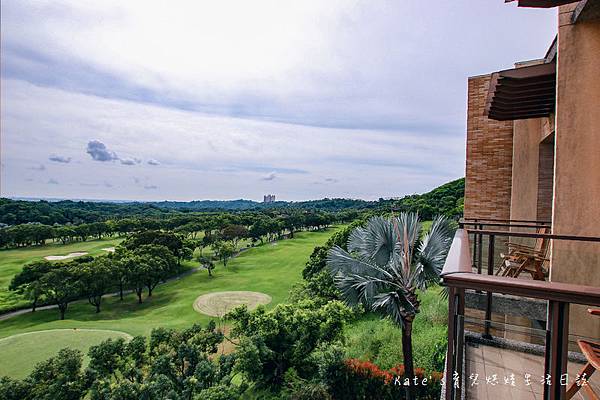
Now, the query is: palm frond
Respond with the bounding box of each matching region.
[348,216,397,267]
[371,291,416,327]
[335,273,397,307]
[327,246,394,280]
[415,215,455,289]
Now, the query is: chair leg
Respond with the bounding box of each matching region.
[566,362,596,399]
[583,384,600,400]
[512,260,529,279]
[500,261,511,277]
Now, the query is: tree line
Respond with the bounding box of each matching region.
[0,196,367,226]
[8,231,190,319]
[0,177,464,228]
[7,224,254,318]
[0,209,349,249]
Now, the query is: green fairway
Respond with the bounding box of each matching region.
[0,328,132,379]
[0,237,124,313]
[0,228,341,342]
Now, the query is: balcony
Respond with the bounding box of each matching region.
[441,218,600,400]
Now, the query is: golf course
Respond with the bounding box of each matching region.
[0,227,342,378]
[0,237,125,313]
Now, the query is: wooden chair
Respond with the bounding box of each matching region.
[496,227,549,280]
[567,309,600,400]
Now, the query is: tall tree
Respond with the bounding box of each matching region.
[282,212,304,238]
[220,224,248,248]
[9,260,62,311]
[198,255,216,277]
[123,230,186,265]
[211,241,236,267]
[38,266,82,320]
[326,213,453,400]
[133,244,177,297]
[78,258,113,313]
[111,251,130,301]
[123,254,148,304]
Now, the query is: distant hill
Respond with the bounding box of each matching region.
[1,178,464,225]
[386,177,464,220]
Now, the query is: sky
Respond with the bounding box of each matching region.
[0,1,556,202]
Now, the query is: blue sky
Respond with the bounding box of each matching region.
[1,1,556,201]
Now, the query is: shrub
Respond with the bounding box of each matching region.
[327,358,443,400]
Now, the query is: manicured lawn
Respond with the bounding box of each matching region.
[0,228,342,341]
[0,237,124,313]
[0,329,132,379]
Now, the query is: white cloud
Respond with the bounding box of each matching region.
[1,1,556,130]
[87,140,118,162]
[1,79,464,200]
[119,157,138,166]
[49,154,72,163]
[0,1,556,201]
[261,172,277,181]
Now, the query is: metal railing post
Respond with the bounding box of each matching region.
[483,234,495,338]
[477,224,483,274]
[544,301,570,400]
[455,288,465,398]
[445,287,457,400]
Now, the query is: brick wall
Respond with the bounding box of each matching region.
[464,75,514,220]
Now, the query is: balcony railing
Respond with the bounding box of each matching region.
[441,222,600,400]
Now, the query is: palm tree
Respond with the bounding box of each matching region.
[327,213,453,400]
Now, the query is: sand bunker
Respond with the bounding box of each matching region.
[193,291,272,317]
[102,247,116,252]
[44,252,88,261]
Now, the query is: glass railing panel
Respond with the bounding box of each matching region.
[457,316,600,400]
[463,317,546,399]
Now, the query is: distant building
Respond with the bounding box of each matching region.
[263,194,276,203]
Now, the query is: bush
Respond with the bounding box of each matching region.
[195,384,244,400]
[282,368,332,400]
[327,359,443,400]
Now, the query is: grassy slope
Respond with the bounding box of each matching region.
[0,228,341,339]
[343,286,448,372]
[0,237,124,312]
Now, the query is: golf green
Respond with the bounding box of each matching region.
[0,328,132,379]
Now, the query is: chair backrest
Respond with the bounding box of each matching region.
[535,227,549,254]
